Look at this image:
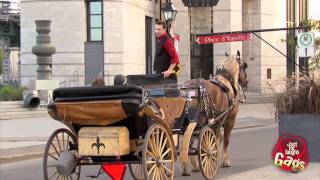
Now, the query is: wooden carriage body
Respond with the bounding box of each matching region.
[43,75,220,180]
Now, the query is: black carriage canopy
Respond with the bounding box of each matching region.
[52,85,143,116]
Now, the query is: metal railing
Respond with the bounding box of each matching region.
[59,71,80,87]
[59,71,110,87]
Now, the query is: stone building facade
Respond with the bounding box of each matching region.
[20,0,289,93]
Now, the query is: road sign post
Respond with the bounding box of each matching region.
[297,32,315,58]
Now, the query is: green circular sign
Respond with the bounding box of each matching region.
[299,34,313,46]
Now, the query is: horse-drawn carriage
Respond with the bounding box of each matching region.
[43,74,222,180]
[43,53,248,180]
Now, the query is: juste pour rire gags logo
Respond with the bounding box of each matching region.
[272,134,309,173]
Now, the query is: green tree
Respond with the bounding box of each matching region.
[302,20,320,73]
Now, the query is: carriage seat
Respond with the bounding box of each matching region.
[52,85,143,102]
[126,74,179,97]
[126,74,177,86]
[49,85,144,126]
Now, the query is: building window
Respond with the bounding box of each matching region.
[267,68,272,79]
[87,0,103,42]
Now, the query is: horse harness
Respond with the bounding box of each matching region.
[209,79,233,107]
[209,68,237,107]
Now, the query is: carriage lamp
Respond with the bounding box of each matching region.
[162,2,177,23]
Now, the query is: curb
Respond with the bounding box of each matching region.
[233,124,271,130]
[0,153,44,164]
[0,144,45,164]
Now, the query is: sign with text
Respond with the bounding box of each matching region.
[272,134,309,173]
[196,33,251,44]
[190,7,212,34]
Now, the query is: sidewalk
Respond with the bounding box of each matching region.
[0,103,276,163]
[0,115,65,163]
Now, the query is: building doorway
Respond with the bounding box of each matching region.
[190,35,213,79]
[145,16,153,74]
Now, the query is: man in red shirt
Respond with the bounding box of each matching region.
[154,21,180,80]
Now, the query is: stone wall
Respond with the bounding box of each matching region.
[20,0,86,86]
[242,0,262,92]
[242,0,287,93]
[213,0,242,70]
[20,0,287,92]
[172,0,190,83]
[260,0,287,93]
[20,0,157,86]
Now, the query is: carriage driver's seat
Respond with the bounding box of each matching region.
[115,74,180,97]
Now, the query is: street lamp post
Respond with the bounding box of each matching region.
[162,2,177,35]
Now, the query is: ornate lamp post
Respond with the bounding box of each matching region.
[162,2,177,35]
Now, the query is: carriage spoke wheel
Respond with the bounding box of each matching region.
[43,128,81,180]
[142,124,175,180]
[198,127,218,180]
[129,164,144,180]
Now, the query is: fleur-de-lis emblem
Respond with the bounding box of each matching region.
[91,136,105,154]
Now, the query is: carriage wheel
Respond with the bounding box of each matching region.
[198,127,218,180]
[43,128,81,180]
[129,164,144,180]
[142,124,175,180]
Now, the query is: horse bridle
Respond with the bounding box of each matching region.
[236,54,248,84]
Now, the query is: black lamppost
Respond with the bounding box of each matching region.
[162,2,177,35]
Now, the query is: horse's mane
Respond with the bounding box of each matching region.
[223,55,239,78]
[215,68,234,85]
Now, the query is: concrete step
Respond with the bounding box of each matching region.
[0,113,48,120]
[0,102,25,108]
[0,101,24,104]
[0,109,47,116]
[0,107,45,112]
[245,93,275,104]
[0,101,48,120]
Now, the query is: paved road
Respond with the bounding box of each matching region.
[0,103,275,150]
[1,125,318,180]
[0,125,278,180]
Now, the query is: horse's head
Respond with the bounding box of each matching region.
[225,51,248,88]
[236,51,248,88]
